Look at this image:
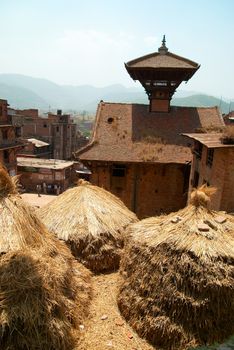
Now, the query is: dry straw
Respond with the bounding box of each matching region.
[0,167,92,350]
[118,185,234,350]
[38,180,138,273]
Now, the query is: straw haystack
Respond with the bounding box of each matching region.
[118,186,234,350]
[0,167,92,350]
[38,180,138,273]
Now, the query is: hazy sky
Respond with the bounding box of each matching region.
[0,0,234,98]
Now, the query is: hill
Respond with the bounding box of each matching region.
[172,94,234,114]
[0,74,233,114]
[0,83,48,109]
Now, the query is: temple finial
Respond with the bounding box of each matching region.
[158,35,168,54]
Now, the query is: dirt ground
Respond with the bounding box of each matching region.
[21,193,56,208]
[77,272,234,350]
[77,272,155,350]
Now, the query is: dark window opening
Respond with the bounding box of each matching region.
[15,127,21,137]
[183,163,191,193]
[43,124,47,128]
[193,170,199,188]
[206,148,214,167]
[3,150,9,161]
[107,117,114,124]
[2,129,8,139]
[0,107,2,116]
[193,141,203,160]
[65,168,70,179]
[203,179,210,186]
[112,164,126,177]
[56,126,59,132]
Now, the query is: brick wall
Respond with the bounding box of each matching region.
[22,115,77,160]
[88,161,188,218]
[18,167,72,193]
[0,100,8,122]
[189,144,234,212]
[16,109,39,118]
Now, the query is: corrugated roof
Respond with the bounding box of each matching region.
[27,138,50,148]
[182,133,234,148]
[76,103,224,164]
[17,157,74,170]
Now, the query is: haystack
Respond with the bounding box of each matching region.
[38,180,138,273]
[118,186,234,350]
[0,167,92,350]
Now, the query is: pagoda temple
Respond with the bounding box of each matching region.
[125,35,200,112]
[75,37,224,218]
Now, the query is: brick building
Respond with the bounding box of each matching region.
[17,157,75,193]
[17,138,51,158]
[0,99,24,175]
[183,133,234,213]
[14,109,77,159]
[76,38,224,218]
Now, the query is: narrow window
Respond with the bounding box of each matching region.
[206,148,214,167]
[2,129,8,139]
[193,170,199,187]
[15,127,21,137]
[194,141,203,160]
[3,150,9,161]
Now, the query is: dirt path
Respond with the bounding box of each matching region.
[77,272,155,350]
[21,193,56,208]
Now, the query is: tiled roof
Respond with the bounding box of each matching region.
[76,103,224,164]
[126,51,199,70]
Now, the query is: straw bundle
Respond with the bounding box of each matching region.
[118,186,234,350]
[38,180,138,273]
[0,167,92,350]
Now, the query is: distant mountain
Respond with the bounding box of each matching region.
[172,94,234,114]
[0,73,233,114]
[0,82,48,109]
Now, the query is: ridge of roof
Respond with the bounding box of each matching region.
[95,101,221,111]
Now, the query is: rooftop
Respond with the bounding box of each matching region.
[27,138,50,148]
[76,102,224,164]
[183,133,234,148]
[17,157,74,170]
[125,36,200,84]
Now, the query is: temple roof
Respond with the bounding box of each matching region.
[126,51,199,70]
[76,102,224,164]
[125,37,200,99]
[125,36,200,83]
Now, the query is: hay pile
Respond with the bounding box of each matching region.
[118,185,234,350]
[38,180,138,273]
[0,167,92,350]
